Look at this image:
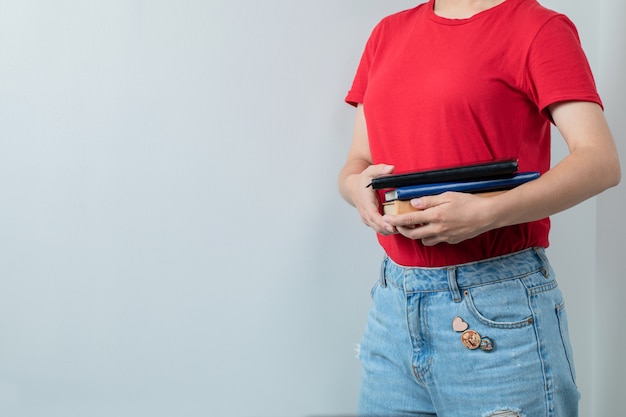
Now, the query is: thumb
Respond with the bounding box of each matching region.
[369,163,395,177]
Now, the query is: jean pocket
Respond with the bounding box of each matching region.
[463,279,534,329]
[556,302,577,383]
[369,280,381,299]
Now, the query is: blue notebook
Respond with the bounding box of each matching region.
[384,172,540,202]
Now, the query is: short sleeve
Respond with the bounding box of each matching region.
[345,23,383,107]
[525,15,602,119]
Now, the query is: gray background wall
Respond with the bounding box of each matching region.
[0,1,622,416]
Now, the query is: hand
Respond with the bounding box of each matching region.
[382,192,495,245]
[347,164,398,236]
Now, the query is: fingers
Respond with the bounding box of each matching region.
[363,164,395,184]
[396,224,440,244]
[367,210,396,235]
[382,210,430,229]
[382,194,450,243]
[389,192,492,245]
[352,164,397,235]
[359,197,398,235]
[407,194,443,210]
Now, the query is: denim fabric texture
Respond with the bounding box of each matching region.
[357,248,579,417]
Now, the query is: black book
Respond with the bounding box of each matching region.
[370,159,519,190]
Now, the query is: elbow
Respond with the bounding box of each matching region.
[609,154,621,187]
[594,139,622,189]
[611,167,621,188]
[603,154,621,190]
[610,170,621,189]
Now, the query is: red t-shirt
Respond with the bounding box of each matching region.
[345,0,602,267]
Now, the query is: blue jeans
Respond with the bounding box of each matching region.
[357,248,579,417]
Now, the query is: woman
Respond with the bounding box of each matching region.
[338,0,620,416]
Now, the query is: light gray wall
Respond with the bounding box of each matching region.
[593,0,626,415]
[0,1,622,417]
[0,1,406,416]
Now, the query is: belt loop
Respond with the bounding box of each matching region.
[532,247,550,279]
[447,267,462,303]
[379,256,388,288]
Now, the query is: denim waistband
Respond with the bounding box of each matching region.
[381,247,552,296]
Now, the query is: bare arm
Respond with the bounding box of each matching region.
[383,101,621,245]
[338,104,396,235]
[488,101,620,226]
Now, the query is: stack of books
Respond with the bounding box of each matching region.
[371,159,540,215]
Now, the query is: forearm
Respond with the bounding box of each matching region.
[489,103,621,229]
[488,146,620,229]
[384,102,620,246]
[338,158,371,206]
